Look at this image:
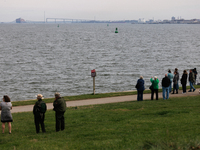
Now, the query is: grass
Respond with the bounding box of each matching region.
[11,85,200,107]
[1,95,200,149]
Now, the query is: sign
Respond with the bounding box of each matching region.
[91,69,96,77]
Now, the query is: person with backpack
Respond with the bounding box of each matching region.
[53,92,66,132]
[33,94,47,133]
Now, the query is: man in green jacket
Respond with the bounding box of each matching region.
[53,92,67,132]
[150,76,159,100]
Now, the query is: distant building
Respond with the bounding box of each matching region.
[16,18,26,23]
[162,20,171,24]
[171,16,176,21]
[138,18,145,23]
[148,19,154,23]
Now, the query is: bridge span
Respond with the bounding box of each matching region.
[46,18,93,23]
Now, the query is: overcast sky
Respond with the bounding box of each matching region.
[1,0,200,22]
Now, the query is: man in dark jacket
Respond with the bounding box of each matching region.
[188,69,196,92]
[33,94,47,133]
[136,76,145,101]
[181,70,188,93]
[53,92,67,132]
[193,68,198,84]
[162,74,171,99]
[172,71,179,94]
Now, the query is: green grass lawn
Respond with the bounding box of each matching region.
[1,95,200,150]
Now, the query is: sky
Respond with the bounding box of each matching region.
[1,0,200,22]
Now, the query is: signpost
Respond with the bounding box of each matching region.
[91,69,96,95]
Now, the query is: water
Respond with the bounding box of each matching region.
[0,23,200,101]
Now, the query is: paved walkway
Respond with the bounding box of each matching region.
[6,89,200,114]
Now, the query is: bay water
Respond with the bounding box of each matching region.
[0,23,199,101]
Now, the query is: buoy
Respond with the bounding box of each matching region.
[57,24,59,27]
[107,24,109,26]
[115,28,118,33]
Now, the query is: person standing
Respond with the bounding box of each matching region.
[136,76,145,101]
[172,71,179,94]
[53,92,66,132]
[0,95,13,134]
[180,70,188,93]
[175,68,180,90]
[193,68,198,84]
[162,74,171,99]
[167,70,173,93]
[33,94,47,133]
[150,76,159,100]
[188,69,196,92]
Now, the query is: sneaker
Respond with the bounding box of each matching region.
[193,89,196,92]
[182,92,186,94]
[188,90,192,92]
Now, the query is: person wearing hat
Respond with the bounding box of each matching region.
[53,92,66,132]
[150,76,159,100]
[33,94,47,133]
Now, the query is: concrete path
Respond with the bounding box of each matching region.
[5,89,200,114]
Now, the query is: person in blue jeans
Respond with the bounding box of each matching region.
[193,68,198,84]
[188,69,196,92]
[167,70,173,93]
[136,76,145,101]
[162,74,171,99]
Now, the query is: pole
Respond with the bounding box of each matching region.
[44,11,45,23]
[91,69,96,95]
[93,77,95,95]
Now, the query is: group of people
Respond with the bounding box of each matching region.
[136,68,198,101]
[0,68,198,133]
[0,92,67,134]
[33,92,66,133]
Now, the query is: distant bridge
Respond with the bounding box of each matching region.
[46,18,94,23]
